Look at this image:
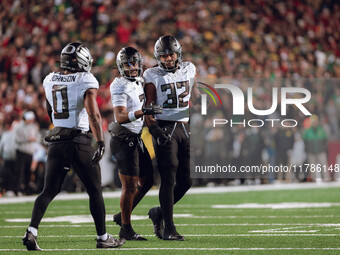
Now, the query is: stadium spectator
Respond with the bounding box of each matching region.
[0,121,18,196]
[274,127,294,181]
[303,115,329,182]
[289,132,307,182]
[15,111,40,195]
[29,142,47,194]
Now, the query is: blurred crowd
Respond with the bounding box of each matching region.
[1,0,340,195]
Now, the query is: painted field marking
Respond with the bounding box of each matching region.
[212,202,340,209]
[3,234,340,238]
[4,223,340,227]
[5,214,192,224]
[2,247,340,252]
[1,182,340,205]
[6,209,340,223]
[250,226,319,233]
[188,215,340,218]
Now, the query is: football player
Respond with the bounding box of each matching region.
[144,35,196,240]
[110,47,162,240]
[22,42,124,250]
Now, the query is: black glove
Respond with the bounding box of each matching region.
[157,133,171,146]
[91,141,105,165]
[149,123,171,146]
[142,103,163,115]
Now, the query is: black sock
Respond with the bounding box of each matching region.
[121,224,133,232]
[159,183,175,229]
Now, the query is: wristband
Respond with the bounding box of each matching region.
[128,111,137,122]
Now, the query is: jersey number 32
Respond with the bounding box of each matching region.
[161,81,189,108]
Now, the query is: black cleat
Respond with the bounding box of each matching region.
[113,213,122,226]
[120,232,147,241]
[148,207,164,239]
[22,229,42,251]
[96,234,125,248]
[162,229,185,241]
[119,228,147,241]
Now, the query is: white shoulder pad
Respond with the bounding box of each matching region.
[43,73,54,88]
[110,77,128,95]
[181,61,196,76]
[78,72,99,90]
[143,67,164,84]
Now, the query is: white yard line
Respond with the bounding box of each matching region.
[1,182,340,204]
[2,210,340,219]
[4,223,340,227]
[2,247,340,251]
[189,215,340,218]
[212,202,340,209]
[174,223,340,226]
[3,234,340,238]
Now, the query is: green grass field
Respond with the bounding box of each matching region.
[1,184,340,255]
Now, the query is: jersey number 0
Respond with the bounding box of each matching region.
[52,85,69,119]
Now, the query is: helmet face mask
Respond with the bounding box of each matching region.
[158,52,179,70]
[116,47,143,79]
[60,42,93,72]
[154,35,182,72]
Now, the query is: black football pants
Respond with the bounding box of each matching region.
[156,121,192,231]
[30,135,107,235]
[110,134,153,178]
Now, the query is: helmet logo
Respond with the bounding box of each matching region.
[60,42,92,72]
[62,45,76,54]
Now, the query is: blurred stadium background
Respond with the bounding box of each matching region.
[0,0,340,196]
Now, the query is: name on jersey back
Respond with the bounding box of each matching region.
[51,74,76,82]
